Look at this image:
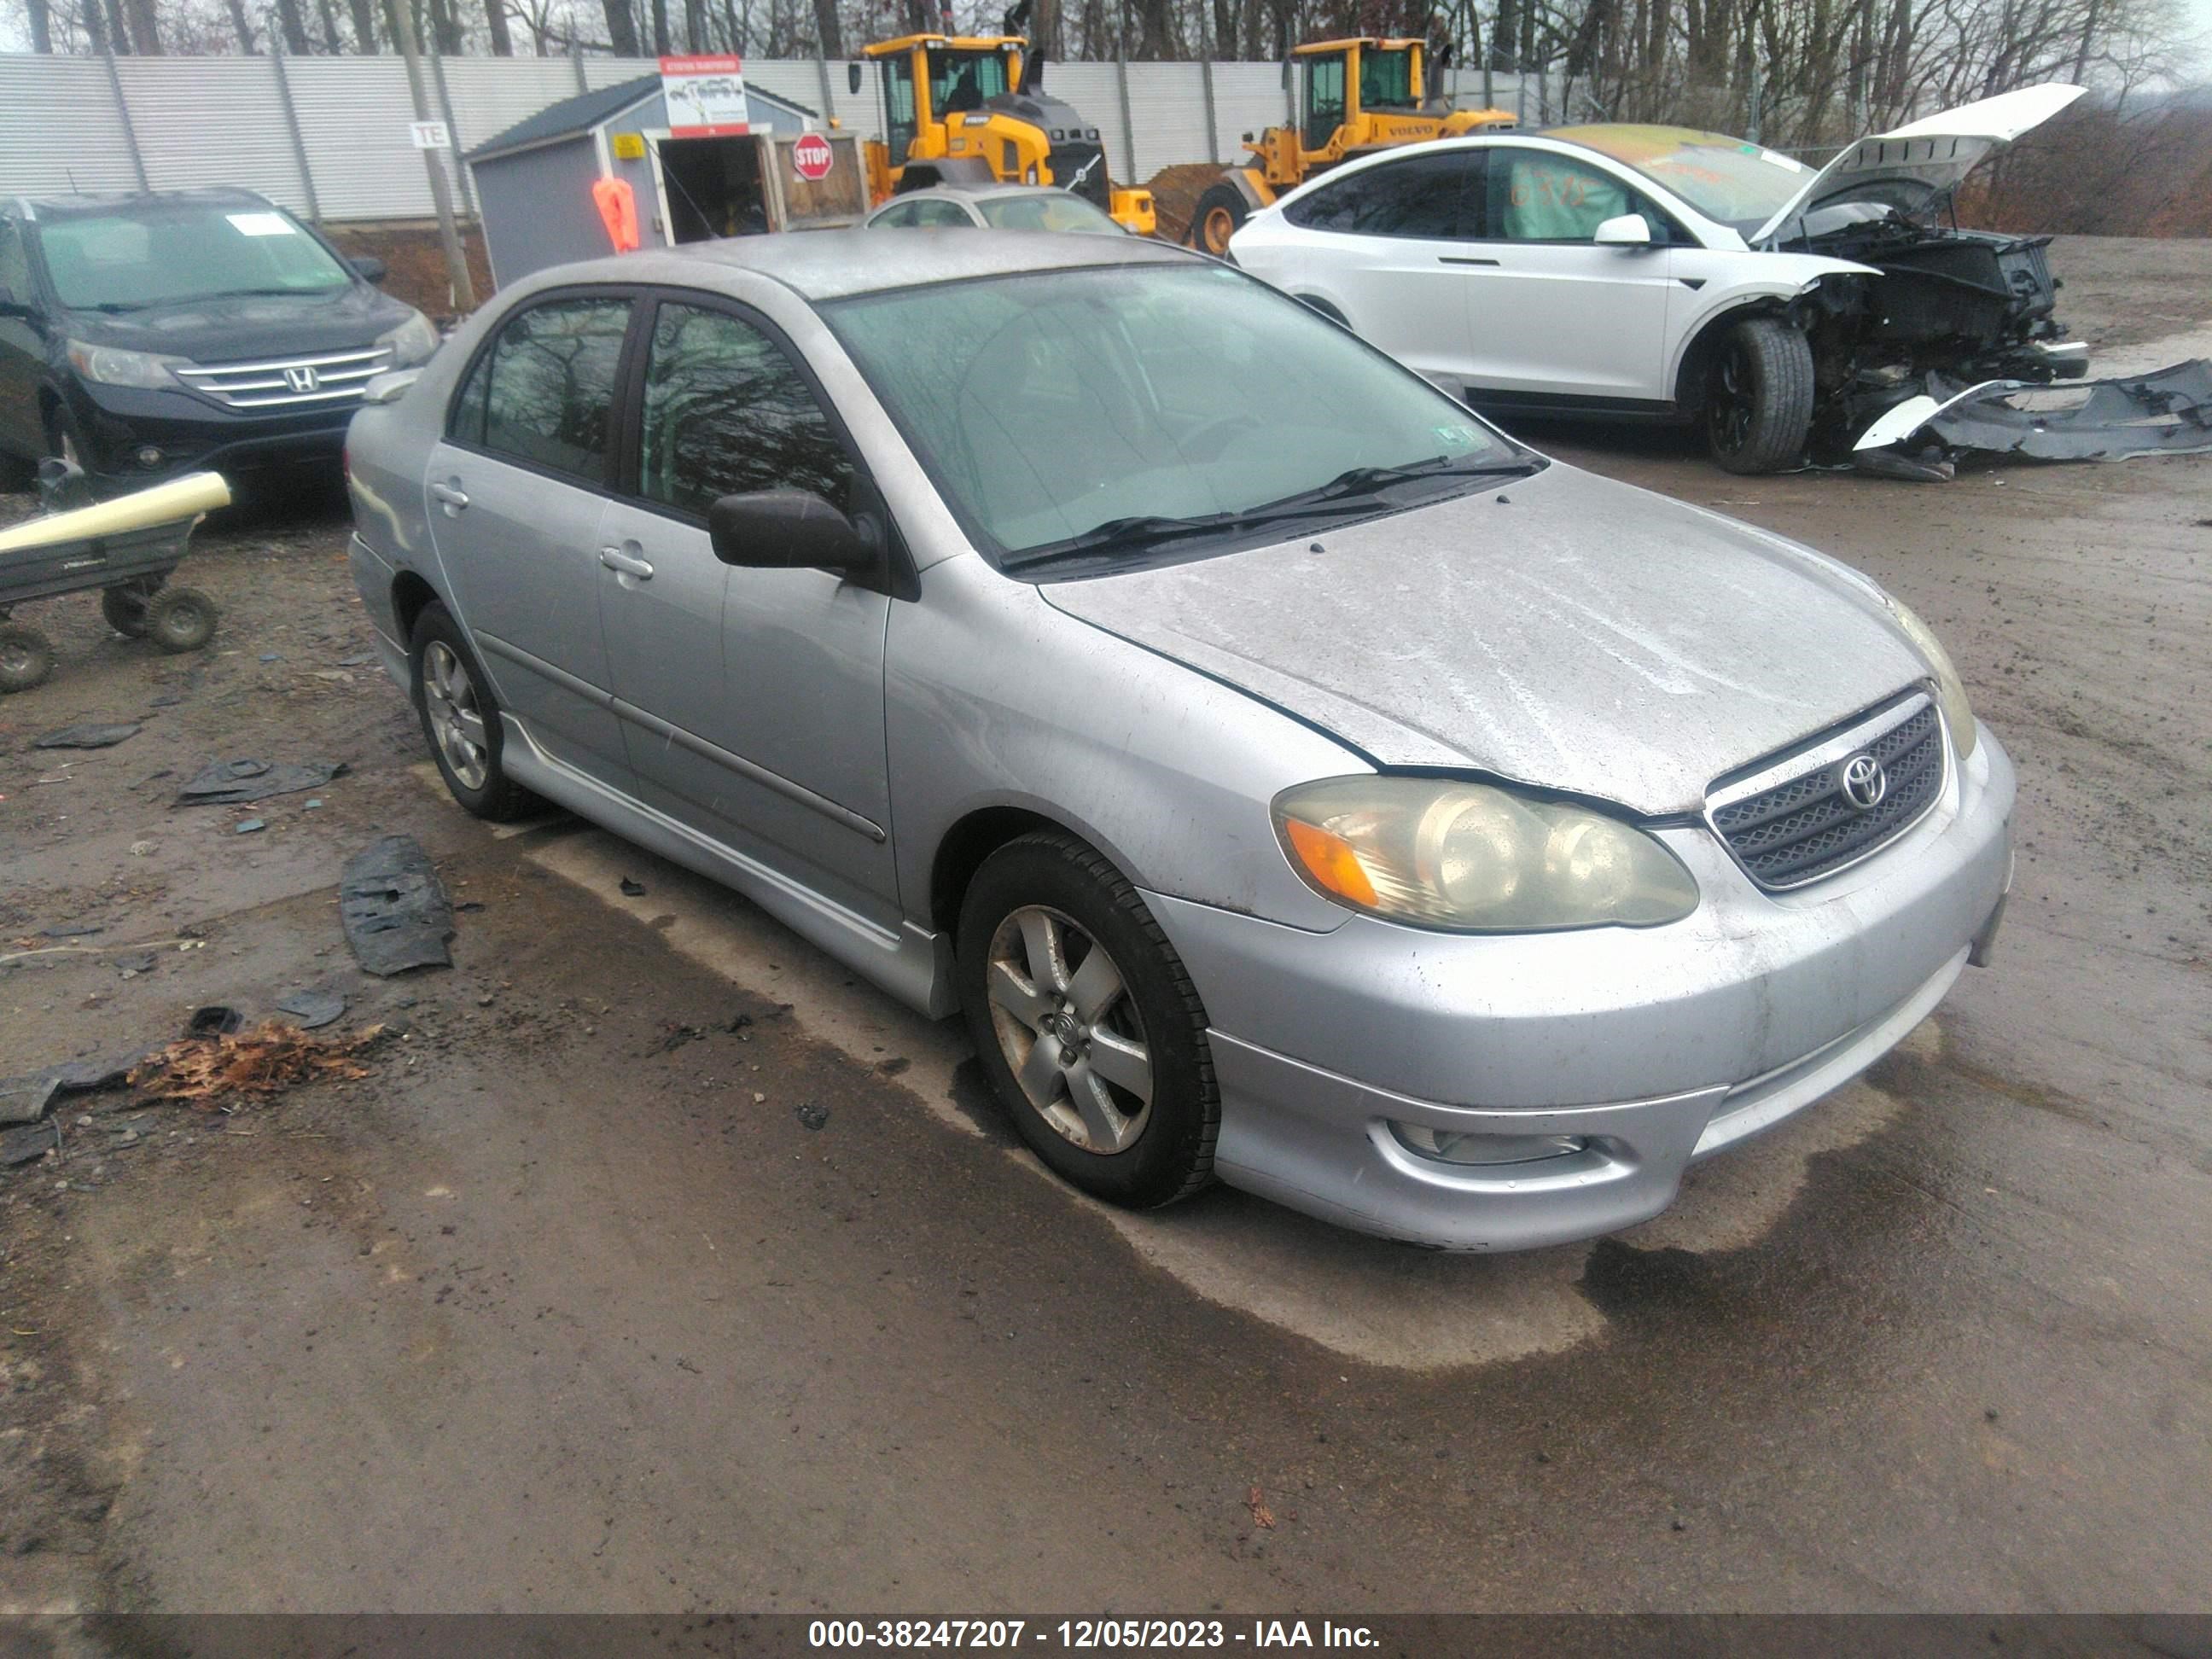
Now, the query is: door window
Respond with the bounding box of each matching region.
[911,199,975,226]
[1302,53,1347,148]
[1282,150,1484,239]
[467,296,632,483]
[0,221,32,302]
[872,201,919,227]
[1490,151,1639,242]
[636,301,854,519]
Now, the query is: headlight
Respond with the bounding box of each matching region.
[1881,596,1976,757]
[67,339,190,388]
[376,311,441,368]
[1273,777,1699,933]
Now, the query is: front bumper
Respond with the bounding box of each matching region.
[67,381,354,485]
[1147,730,2016,1250]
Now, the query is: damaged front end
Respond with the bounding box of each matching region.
[1854,360,2212,474]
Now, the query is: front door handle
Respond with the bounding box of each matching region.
[599,546,654,579]
[429,480,469,509]
[1439,255,1501,267]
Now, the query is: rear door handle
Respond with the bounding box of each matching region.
[429,481,469,509]
[599,546,654,579]
[1440,256,1500,267]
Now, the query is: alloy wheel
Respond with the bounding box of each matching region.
[1708,342,1755,453]
[985,904,1154,1155]
[422,638,489,791]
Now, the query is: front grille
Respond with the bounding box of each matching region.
[172,345,393,410]
[1708,698,1946,889]
[1048,142,1111,208]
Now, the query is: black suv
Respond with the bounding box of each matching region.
[0,188,440,493]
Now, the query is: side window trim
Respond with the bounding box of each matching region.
[442,284,641,495]
[620,287,920,599]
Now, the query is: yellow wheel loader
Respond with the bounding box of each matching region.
[852,26,1156,235]
[1187,38,1514,254]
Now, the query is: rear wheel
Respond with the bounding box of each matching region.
[145,585,218,653]
[1190,183,1249,257]
[958,831,1218,1210]
[0,622,55,693]
[1704,316,1815,474]
[102,579,160,638]
[410,600,538,821]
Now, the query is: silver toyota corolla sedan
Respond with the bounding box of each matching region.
[344,231,2014,1251]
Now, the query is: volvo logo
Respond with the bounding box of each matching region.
[284,364,321,393]
[1839,753,1889,811]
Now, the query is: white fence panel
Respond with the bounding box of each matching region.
[584,55,661,90]
[284,55,454,219]
[115,57,309,212]
[1038,62,1126,180]
[0,55,142,195]
[1208,61,1289,165]
[442,55,586,158]
[1125,59,1209,178]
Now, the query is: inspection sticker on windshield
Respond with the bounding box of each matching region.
[1752,148,1807,171]
[1435,423,1482,451]
[225,212,299,236]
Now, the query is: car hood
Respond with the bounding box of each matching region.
[61,283,410,364]
[1037,464,1930,817]
[1750,81,2085,246]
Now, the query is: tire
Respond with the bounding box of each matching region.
[1703,316,1815,474]
[0,622,55,693]
[144,585,218,654]
[957,831,1219,1210]
[1189,183,1249,257]
[409,600,538,822]
[101,580,159,638]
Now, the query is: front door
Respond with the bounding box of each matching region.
[595,294,899,930]
[425,289,635,786]
[0,220,46,462]
[1458,145,1677,404]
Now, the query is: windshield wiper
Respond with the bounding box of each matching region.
[1004,498,1387,569]
[1299,456,1544,501]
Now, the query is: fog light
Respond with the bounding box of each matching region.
[1390,1122,1587,1167]
[134,445,164,469]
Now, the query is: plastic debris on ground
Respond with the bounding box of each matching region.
[275,987,348,1030]
[174,757,346,806]
[339,835,455,976]
[32,723,140,750]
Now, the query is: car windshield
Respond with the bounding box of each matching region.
[822,262,1530,569]
[37,202,352,311]
[1547,125,1814,233]
[975,194,1121,234]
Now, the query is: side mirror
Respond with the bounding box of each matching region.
[1593,212,1654,247]
[352,255,389,283]
[847,61,863,94]
[361,368,421,405]
[707,490,878,578]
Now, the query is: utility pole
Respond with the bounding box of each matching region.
[388,0,477,313]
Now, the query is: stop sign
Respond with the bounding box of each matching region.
[792,132,834,182]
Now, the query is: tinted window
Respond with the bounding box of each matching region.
[479,297,630,482]
[637,301,853,518]
[1491,151,1639,241]
[1284,150,1484,239]
[449,346,492,445]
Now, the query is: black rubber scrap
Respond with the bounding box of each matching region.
[33,723,141,750]
[275,987,347,1030]
[176,757,346,806]
[339,835,455,977]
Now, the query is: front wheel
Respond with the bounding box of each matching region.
[145,585,218,653]
[1704,316,1815,474]
[1189,183,1249,257]
[958,832,1219,1210]
[410,600,538,821]
[0,622,56,693]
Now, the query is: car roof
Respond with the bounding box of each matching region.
[549,229,1191,302]
[9,186,276,220]
[894,184,1080,203]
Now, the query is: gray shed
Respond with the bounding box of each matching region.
[465,74,862,287]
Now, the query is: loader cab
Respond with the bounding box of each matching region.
[1293,38,1427,154]
[867,35,1024,168]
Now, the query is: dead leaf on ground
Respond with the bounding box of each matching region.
[1245,1485,1275,1529]
[131,1021,386,1109]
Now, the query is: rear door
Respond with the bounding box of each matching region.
[592,292,901,930]
[1276,148,1484,388]
[1458,144,1678,404]
[424,288,636,787]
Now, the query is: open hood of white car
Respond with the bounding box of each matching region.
[1749,81,2086,247]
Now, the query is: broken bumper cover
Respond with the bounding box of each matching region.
[1858,358,2212,463]
[1143,732,2014,1251]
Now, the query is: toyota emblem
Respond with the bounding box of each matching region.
[285,364,321,393]
[1839,753,1888,811]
